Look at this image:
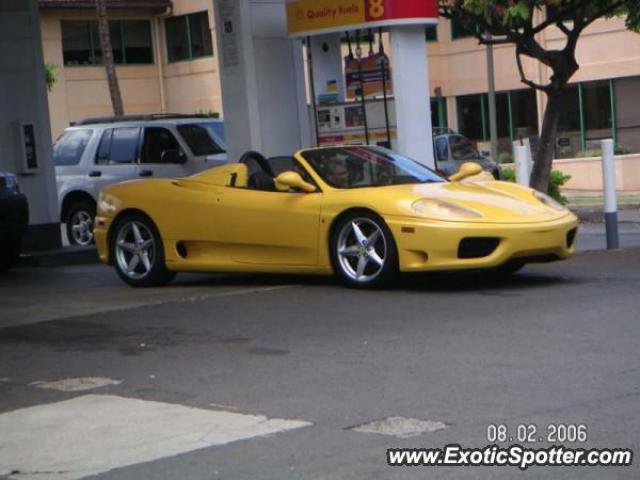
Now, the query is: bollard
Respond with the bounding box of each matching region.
[514,145,530,186]
[601,139,619,249]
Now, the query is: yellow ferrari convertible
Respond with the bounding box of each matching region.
[94,146,578,288]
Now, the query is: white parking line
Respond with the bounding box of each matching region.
[0,395,311,480]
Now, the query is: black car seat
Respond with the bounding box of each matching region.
[248,171,276,191]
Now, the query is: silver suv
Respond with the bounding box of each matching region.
[433,128,501,180]
[54,114,226,245]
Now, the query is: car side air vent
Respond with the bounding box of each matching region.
[176,241,188,259]
[566,228,578,249]
[458,238,501,259]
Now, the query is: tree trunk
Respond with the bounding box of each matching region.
[96,0,124,116]
[530,89,562,192]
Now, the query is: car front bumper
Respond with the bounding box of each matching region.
[387,213,579,272]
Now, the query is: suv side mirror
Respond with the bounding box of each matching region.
[161,149,186,165]
[275,171,316,193]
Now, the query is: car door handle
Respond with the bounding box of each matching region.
[139,170,153,177]
[88,170,102,177]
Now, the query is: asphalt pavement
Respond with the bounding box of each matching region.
[1,246,639,479]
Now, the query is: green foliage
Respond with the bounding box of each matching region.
[45,63,57,92]
[497,152,513,164]
[440,1,638,32]
[196,109,220,118]
[576,145,631,157]
[501,167,571,204]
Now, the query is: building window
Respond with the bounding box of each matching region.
[457,94,485,140]
[615,76,640,154]
[451,18,476,40]
[457,89,539,161]
[165,12,213,62]
[431,98,448,128]
[425,25,438,42]
[61,20,154,66]
[61,21,93,65]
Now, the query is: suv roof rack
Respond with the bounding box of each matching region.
[432,127,456,136]
[71,113,220,126]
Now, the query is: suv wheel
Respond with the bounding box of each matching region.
[65,200,95,246]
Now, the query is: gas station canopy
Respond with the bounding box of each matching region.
[286,0,438,37]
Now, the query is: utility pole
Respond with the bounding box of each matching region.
[96,0,124,116]
[486,35,498,163]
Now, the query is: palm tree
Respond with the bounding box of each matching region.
[96,0,124,116]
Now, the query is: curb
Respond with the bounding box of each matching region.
[18,246,99,268]
[571,205,640,224]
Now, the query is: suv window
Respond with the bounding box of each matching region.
[96,127,140,165]
[53,129,93,166]
[141,127,182,164]
[435,137,449,162]
[450,135,480,162]
[177,123,225,156]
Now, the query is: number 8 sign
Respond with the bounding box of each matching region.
[366,0,386,20]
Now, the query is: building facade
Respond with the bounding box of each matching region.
[40,0,223,140]
[40,1,640,164]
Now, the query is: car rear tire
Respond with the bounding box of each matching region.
[110,213,176,287]
[65,200,96,246]
[330,211,398,288]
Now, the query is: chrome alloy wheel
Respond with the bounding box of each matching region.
[70,210,94,246]
[115,221,155,280]
[336,218,387,283]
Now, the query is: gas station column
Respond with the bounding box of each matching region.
[389,26,435,168]
[213,0,311,160]
[309,34,347,105]
[286,0,439,167]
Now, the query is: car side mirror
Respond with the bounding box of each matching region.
[449,162,483,182]
[275,171,317,193]
[161,149,186,165]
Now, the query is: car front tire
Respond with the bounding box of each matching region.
[330,211,398,288]
[110,213,176,287]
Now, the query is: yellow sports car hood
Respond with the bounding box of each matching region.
[363,181,573,224]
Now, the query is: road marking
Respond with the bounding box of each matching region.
[350,416,447,439]
[0,395,311,480]
[29,377,121,392]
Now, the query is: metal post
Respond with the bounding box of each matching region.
[486,38,498,162]
[378,28,391,147]
[601,139,619,249]
[306,37,320,147]
[514,144,530,186]
[355,31,370,145]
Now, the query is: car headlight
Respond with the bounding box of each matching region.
[412,198,482,220]
[533,191,565,211]
[98,193,119,214]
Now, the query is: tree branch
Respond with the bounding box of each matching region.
[515,47,552,93]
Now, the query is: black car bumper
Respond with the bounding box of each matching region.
[0,193,29,242]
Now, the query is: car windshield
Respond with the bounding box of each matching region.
[449,135,481,162]
[177,122,226,156]
[301,146,445,189]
